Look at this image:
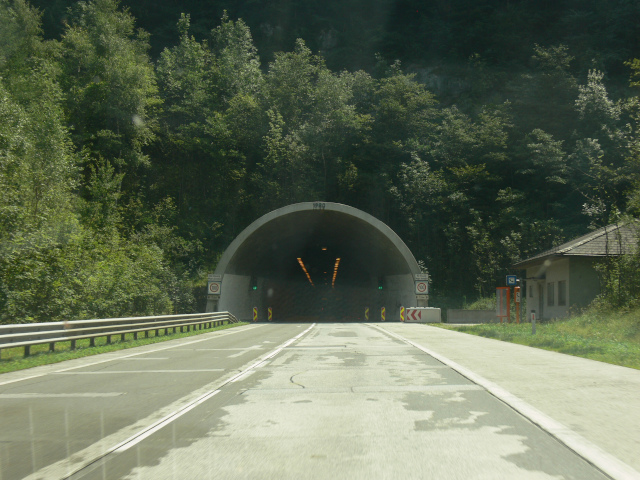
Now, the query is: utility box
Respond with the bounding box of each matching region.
[405,307,441,323]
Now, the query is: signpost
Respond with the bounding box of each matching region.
[365,307,369,321]
[268,307,273,322]
[504,275,519,323]
[400,306,405,322]
[253,307,258,322]
[381,307,386,321]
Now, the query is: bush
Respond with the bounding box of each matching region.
[0,227,177,323]
[464,296,496,310]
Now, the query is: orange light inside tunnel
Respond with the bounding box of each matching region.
[297,258,315,287]
[332,258,341,288]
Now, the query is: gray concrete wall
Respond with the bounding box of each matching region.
[447,309,497,324]
[525,258,570,321]
[384,274,417,320]
[569,257,601,310]
[544,258,571,319]
[217,274,253,321]
[524,256,602,321]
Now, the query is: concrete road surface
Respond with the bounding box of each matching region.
[0,322,635,480]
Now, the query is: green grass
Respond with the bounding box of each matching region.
[438,309,640,370]
[0,322,249,374]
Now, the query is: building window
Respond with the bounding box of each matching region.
[558,280,567,306]
[547,282,555,306]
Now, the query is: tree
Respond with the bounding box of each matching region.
[60,0,159,172]
[510,44,579,142]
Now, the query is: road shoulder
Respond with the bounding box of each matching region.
[374,322,640,474]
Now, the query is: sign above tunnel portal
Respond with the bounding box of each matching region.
[207,202,424,320]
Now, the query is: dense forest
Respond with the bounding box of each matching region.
[2,0,640,322]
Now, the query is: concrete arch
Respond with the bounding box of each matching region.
[207,202,423,321]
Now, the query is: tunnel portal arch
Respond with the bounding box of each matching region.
[206,202,424,321]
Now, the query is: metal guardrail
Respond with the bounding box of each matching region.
[0,312,239,358]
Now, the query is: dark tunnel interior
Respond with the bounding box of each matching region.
[219,208,416,321]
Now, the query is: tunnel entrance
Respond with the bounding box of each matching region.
[206,202,424,321]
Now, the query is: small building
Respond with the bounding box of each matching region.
[513,222,638,320]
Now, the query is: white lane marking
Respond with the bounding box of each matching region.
[230,370,255,383]
[222,324,316,384]
[174,348,264,351]
[49,323,317,478]
[119,357,169,361]
[228,345,263,358]
[114,390,221,453]
[0,393,125,399]
[0,324,265,387]
[108,324,316,452]
[54,370,224,374]
[369,323,640,480]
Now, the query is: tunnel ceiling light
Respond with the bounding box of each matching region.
[297,257,315,287]
[321,247,327,251]
[332,258,341,288]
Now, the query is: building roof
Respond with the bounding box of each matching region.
[513,221,639,269]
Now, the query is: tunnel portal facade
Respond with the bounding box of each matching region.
[206,202,426,321]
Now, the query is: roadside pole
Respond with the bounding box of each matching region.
[531,309,536,334]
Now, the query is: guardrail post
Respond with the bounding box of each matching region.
[49,342,55,352]
[89,337,95,347]
[145,330,149,338]
[121,333,125,342]
[70,339,76,350]
[133,332,138,340]
[107,335,112,344]
[24,345,30,357]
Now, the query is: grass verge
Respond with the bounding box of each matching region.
[439,309,640,370]
[0,322,249,374]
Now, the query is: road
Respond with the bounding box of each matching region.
[0,322,618,479]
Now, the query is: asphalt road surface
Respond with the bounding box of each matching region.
[0,323,613,479]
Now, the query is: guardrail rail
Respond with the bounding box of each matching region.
[0,312,239,359]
